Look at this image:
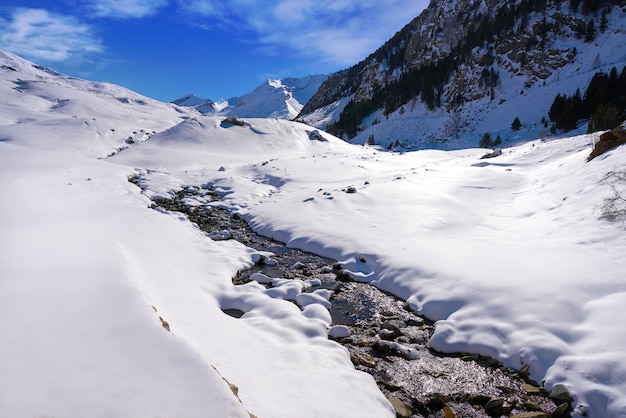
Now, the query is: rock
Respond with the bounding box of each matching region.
[222,308,245,318]
[307,130,327,142]
[484,398,504,410]
[481,148,502,159]
[379,322,402,340]
[588,126,626,161]
[335,269,354,282]
[351,351,379,368]
[159,316,170,332]
[514,412,550,418]
[468,394,491,406]
[387,396,412,418]
[345,186,357,193]
[523,401,542,411]
[443,406,458,418]
[549,384,573,405]
[551,402,570,417]
[292,261,307,269]
[378,328,397,340]
[484,398,511,416]
[523,383,544,395]
[376,340,420,360]
[222,115,245,126]
[208,230,231,240]
[427,393,449,409]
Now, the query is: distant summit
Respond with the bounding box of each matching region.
[173,74,328,120]
[172,94,213,107]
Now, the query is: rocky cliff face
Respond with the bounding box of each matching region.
[298,0,626,148]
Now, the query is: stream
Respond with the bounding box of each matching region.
[141,181,570,418]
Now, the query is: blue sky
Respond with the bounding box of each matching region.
[0,1,428,102]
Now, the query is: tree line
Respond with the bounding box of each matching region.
[548,66,626,133]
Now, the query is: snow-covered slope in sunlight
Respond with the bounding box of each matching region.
[0,144,251,418]
[174,75,328,120]
[120,121,626,417]
[3,49,626,417]
[0,50,187,158]
[0,50,393,418]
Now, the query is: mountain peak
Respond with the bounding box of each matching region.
[175,74,328,120]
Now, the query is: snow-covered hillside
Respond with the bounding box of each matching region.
[299,1,626,150]
[2,49,626,417]
[174,75,328,120]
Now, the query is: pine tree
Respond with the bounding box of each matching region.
[479,133,493,148]
[584,20,596,42]
[588,103,624,133]
[600,9,608,32]
[511,117,522,131]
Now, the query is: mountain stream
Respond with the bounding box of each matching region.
[138,180,568,418]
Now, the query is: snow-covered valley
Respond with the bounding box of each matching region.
[2,49,626,417]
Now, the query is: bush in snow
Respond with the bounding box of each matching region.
[597,170,626,224]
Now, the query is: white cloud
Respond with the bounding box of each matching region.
[178,0,430,67]
[178,0,222,17]
[0,8,104,62]
[85,0,169,19]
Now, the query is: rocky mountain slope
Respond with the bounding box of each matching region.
[298,0,626,149]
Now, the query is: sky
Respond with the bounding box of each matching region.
[0,0,429,102]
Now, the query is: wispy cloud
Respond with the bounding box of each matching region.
[178,0,429,67]
[0,8,104,62]
[85,0,168,19]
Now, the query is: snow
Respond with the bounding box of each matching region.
[174,75,328,120]
[300,3,626,152]
[3,49,626,417]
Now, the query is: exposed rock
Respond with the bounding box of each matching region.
[222,308,245,318]
[159,316,170,332]
[427,392,450,409]
[468,394,491,406]
[523,383,544,395]
[514,412,550,418]
[484,397,511,416]
[552,402,571,417]
[387,395,412,418]
[221,115,245,126]
[588,126,626,161]
[481,149,503,159]
[351,351,379,368]
[443,405,458,418]
[307,129,327,142]
[549,384,573,405]
[379,322,402,340]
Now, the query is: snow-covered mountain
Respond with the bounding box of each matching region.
[0,49,187,157]
[3,48,626,418]
[174,74,328,120]
[298,0,626,149]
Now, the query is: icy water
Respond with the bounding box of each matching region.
[143,182,569,418]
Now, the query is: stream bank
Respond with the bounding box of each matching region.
[139,180,570,418]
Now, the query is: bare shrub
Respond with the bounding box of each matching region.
[598,170,626,223]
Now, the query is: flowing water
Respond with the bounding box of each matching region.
[142,182,568,418]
